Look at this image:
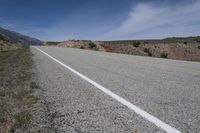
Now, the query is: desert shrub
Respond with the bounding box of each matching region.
[46,41,61,45]
[80,46,85,49]
[160,52,168,58]
[132,41,141,47]
[0,34,8,42]
[94,47,99,51]
[198,46,200,49]
[88,42,96,49]
[143,48,152,56]
[184,42,187,45]
[0,34,5,40]
[196,39,200,43]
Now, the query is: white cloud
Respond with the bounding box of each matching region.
[103,0,200,39]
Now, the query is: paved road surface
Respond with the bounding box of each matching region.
[31,46,200,133]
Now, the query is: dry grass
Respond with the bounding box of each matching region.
[0,46,39,132]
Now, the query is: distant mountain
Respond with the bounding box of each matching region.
[0,27,43,45]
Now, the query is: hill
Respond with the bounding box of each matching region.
[55,37,200,61]
[0,27,43,46]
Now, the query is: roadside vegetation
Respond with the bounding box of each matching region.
[160,52,168,58]
[132,41,141,47]
[45,41,61,46]
[50,36,200,61]
[80,46,85,49]
[143,48,152,56]
[88,42,99,50]
[0,46,39,132]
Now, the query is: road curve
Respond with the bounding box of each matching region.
[31,46,200,133]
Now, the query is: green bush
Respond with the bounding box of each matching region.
[132,41,141,47]
[94,47,99,51]
[80,46,85,49]
[88,42,96,49]
[184,42,187,45]
[143,48,152,56]
[160,52,168,58]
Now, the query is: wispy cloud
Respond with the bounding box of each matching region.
[1,1,200,41]
[103,0,200,40]
[2,24,17,29]
[0,19,72,41]
[0,18,15,29]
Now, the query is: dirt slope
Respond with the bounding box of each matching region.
[55,37,200,62]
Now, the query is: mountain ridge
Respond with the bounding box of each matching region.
[0,27,43,46]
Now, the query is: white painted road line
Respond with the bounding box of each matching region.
[33,46,181,133]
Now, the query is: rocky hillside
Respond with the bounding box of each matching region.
[57,40,105,51]
[0,27,43,46]
[0,33,19,51]
[55,37,200,62]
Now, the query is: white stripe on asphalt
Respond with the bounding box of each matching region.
[33,46,181,133]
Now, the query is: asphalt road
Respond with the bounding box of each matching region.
[31,46,200,133]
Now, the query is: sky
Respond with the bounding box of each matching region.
[0,0,200,41]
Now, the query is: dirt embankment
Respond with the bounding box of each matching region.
[98,41,200,61]
[54,37,200,62]
[57,40,105,51]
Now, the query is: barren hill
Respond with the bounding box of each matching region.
[57,40,105,51]
[49,37,200,62]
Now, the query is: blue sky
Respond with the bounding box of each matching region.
[0,0,200,41]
